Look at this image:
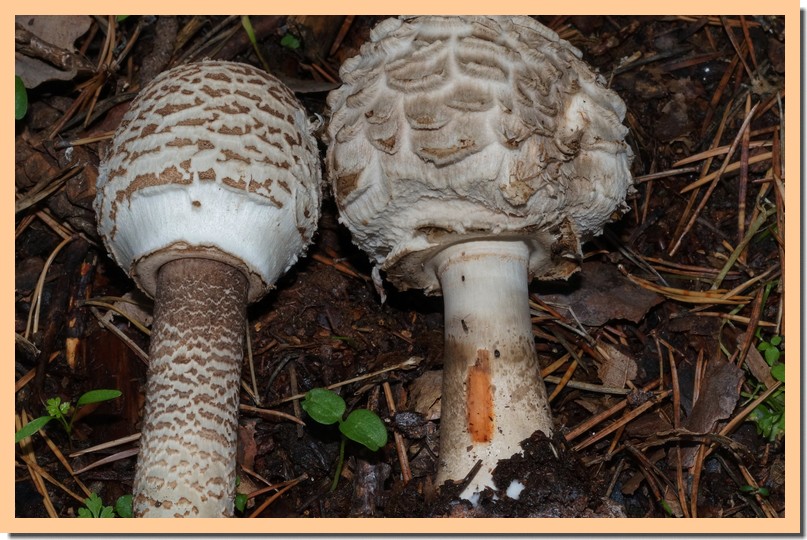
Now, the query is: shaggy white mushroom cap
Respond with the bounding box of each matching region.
[327,16,633,293]
[96,61,321,302]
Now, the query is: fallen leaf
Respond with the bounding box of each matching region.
[736,332,776,389]
[679,359,743,467]
[667,314,721,336]
[662,485,684,517]
[237,419,260,471]
[624,410,673,438]
[596,342,638,389]
[621,449,666,495]
[408,370,442,421]
[15,15,92,88]
[656,92,693,142]
[538,261,663,327]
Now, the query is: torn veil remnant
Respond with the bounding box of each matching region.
[95,61,321,517]
[327,16,633,499]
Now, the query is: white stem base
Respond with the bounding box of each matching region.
[432,241,553,499]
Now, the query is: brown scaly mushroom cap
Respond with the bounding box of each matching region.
[95,60,321,517]
[328,16,633,293]
[327,16,634,499]
[97,60,321,303]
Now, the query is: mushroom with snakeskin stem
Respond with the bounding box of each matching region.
[327,16,633,499]
[95,60,321,517]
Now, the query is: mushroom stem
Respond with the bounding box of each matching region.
[431,241,553,498]
[133,258,248,517]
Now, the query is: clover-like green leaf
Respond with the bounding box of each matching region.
[45,397,64,418]
[763,346,781,365]
[280,33,301,50]
[770,363,785,382]
[302,388,346,425]
[114,494,133,518]
[340,409,388,451]
[78,493,108,518]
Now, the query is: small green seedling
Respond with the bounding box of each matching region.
[747,388,784,442]
[78,493,115,518]
[301,388,388,491]
[757,334,784,381]
[77,493,132,518]
[114,494,133,518]
[234,477,248,514]
[235,492,248,514]
[15,76,28,120]
[280,33,301,50]
[241,16,270,72]
[740,484,770,498]
[744,333,785,442]
[15,389,122,443]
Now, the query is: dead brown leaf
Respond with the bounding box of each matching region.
[407,370,442,421]
[736,332,776,389]
[539,261,663,327]
[596,342,638,389]
[15,15,93,88]
[680,359,744,467]
[237,419,260,471]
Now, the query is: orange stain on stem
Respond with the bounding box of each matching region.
[467,349,494,443]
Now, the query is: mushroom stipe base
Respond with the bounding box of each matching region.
[133,258,247,517]
[432,241,553,498]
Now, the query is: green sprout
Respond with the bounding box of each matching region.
[747,387,784,442]
[280,33,301,50]
[15,389,122,443]
[757,334,784,380]
[301,388,388,492]
[15,76,28,120]
[114,494,133,518]
[78,493,115,518]
[659,499,674,517]
[241,16,270,72]
[77,493,132,518]
[744,332,785,442]
[739,484,770,498]
[234,477,249,514]
[235,492,248,514]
